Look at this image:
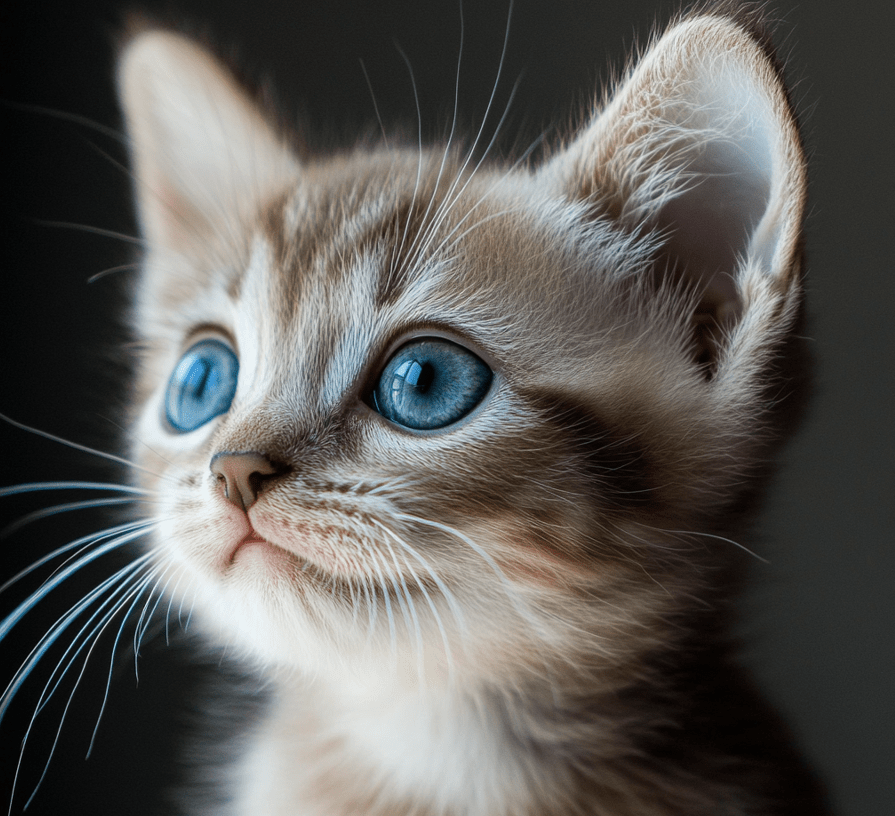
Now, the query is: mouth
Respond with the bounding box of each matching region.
[227,526,347,593]
[228,527,320,576]
[240,528,268,547]
[228,527,278,563]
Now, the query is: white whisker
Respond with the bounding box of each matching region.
[0,520,154,596]
[0,414,172,483]
[33,219,147,247]
[0,524,155,646]
[21,563,159,810]
[354,558,378,642]
[132,570,170,677]
[365,545,398,658]
[87,262,141,283]
[378,529,425,684]
[644,525,770,564]
[376,521,457,681]
[358,59,390,152]
[93,567,178,754]
[372,517,466,640]
[0,481,149,499]
[163,565,190,646]
[1,496,141,539]
[89,611,149,759]
[394,1,465,280]
[423,123,544,265]
[2,552,154,814]
[31,557,156,721]
[404,0,516,270]
[394,513,544,638]
[388,44,425,292]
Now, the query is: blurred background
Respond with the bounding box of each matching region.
[2,1,892,813]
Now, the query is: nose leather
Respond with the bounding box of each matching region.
[210,451,277,511]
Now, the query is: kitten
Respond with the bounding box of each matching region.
[2,3,828,815]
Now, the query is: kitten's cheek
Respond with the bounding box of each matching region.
[248,517,322,564]
[248,515,370,578]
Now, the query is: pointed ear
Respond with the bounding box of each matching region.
[541,14,806,330]
[117,30,299,256]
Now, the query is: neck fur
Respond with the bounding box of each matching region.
[236,672,580,816]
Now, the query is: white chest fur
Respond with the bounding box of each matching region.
[231,676,545,816]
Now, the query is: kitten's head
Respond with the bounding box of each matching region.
[118,11,806,691]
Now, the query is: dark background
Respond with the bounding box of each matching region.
[2,1,892,814]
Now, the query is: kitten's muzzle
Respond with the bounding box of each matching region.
[210,451,280,511]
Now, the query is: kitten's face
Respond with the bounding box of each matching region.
[131,150,679,684]
[120,19,806,688]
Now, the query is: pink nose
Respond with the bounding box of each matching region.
[210,451,278,511]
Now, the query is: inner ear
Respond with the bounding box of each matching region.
[654,117,777,374]
[659,139,772,315]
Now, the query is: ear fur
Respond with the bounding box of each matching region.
[541,11,806,369]
[117,29,299,256]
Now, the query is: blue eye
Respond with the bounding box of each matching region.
[372,339,492,431]
[165,339,239,433]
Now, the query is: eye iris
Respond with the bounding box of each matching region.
[373,339,492,431]
[166,340,239,433]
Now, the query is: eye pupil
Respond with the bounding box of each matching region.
[391,359,435,395]
[372,339,492,431]
[412,362,435,393]
[186,360,211,397]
